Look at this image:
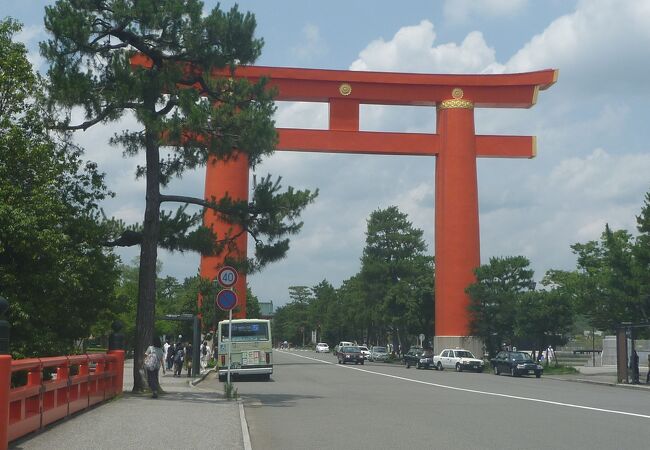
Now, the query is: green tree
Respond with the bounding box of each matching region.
[569,226,643,330]
[246,286,261,319]
[466,256,535,356]
[309,280,337,344]
[40,1,317,390]
[288,285,313,304]
[359,206,433,349]
[0,19,120,356]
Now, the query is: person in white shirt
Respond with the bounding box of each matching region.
[163,340,171,371]
[200,341,211,371]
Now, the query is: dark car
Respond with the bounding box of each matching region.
[337,346,364,365]
[491,351,543,378]
[404,347,434,369]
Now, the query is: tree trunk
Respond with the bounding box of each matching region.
[132,126,161,392]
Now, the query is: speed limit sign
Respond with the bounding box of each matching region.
[217,266,238,288]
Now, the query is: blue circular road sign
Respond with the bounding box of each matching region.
[216,289,238,311]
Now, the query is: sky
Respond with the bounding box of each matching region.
[5,0,650,308]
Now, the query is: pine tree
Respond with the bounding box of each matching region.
[40,1,317,390]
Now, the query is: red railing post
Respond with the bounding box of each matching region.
[107,350,125,395]
[0,355,11,450]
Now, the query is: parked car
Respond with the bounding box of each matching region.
[337,346,364,365]
[491,351,543,378]
[404,347,434,369]
[315,343,330,353]
[358,345,371,359]
[433,348,485,372]
[369,346,389,362]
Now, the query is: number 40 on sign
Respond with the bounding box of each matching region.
[217,266,238,288]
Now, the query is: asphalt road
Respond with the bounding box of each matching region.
[237,350,650,450]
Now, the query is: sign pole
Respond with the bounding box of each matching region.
[227,308,232,384]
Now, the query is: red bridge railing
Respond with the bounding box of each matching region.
[0,350,125,449]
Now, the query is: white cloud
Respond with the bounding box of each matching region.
[15,24,46,71]
[290,23,327,62]
[350,21,497,73]
[504,0,650,92]
[443,0,529,23]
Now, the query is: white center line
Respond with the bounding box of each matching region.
[278,350,650,420]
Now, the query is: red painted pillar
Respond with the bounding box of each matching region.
[435,90,479,339]
[200,154,249,318]
[0,355,10,450]
[107,350,125,395]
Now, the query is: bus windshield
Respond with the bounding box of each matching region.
[221,322,269,341]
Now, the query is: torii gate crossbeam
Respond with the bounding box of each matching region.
[197,63,557,353]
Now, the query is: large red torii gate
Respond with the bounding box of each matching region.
[200,65,557,352]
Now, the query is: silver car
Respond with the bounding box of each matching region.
[369,346,389,362]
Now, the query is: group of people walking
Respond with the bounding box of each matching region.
[143,336,214,398]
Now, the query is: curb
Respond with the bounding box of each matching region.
[546,375,650,391]
[190,368,216,386]
[238,400,252,450]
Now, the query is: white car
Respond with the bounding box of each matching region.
[433,348,485,372]
[315,343,330,353]
[358,345,371,359]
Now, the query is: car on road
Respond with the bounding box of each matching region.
[433,348,485,372]
[491,351,543,378]
[369,346,389,362]
[404,347,434,369]
[337,346,364,365]
[358,345,371,359]
[315,343,330,353]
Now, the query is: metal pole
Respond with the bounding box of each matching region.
[192,315,200,377]
[227,309,232,384]
[592,327,595,367]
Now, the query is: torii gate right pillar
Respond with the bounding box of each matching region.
[434,92,482,355]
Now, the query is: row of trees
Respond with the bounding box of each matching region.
[468,192,650,356]
[272,192,650,358]
[272,206,434,351]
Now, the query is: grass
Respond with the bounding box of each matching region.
[223,381,238,400]
[541,364,580,375]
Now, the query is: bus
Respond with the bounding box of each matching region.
[216,318,273,381]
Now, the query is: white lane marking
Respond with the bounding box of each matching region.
[238,400,253,450]
[277,350,650,420]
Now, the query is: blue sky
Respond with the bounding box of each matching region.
[5,0,650,307]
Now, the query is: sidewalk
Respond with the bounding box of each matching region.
[545,365,650,390]
[10,360,246,450]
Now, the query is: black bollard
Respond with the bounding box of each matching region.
[108,320,125,351]
[0,297,9,354]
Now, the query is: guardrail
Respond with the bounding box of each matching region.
[0,350,125,449]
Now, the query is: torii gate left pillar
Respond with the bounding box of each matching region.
[198,65,557,355]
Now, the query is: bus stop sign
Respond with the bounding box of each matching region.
[216,289,238,311]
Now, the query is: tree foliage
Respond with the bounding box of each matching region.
[549,193,650,332]
[40,1,317,390]
[467,256,573,356]
[272,207,434,350]
[0,18,120,357]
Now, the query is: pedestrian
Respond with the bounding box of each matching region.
[631,350,640,384]
[163,340,170,371]
[200,340,211,371]
[185,342,193,377]
[166,342,175,371]
[173,341,184,377]
[144,336,164,398]
[646,353,650,384]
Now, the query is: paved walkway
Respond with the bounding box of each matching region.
[10,360,247,450]
[545,364,650,389]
